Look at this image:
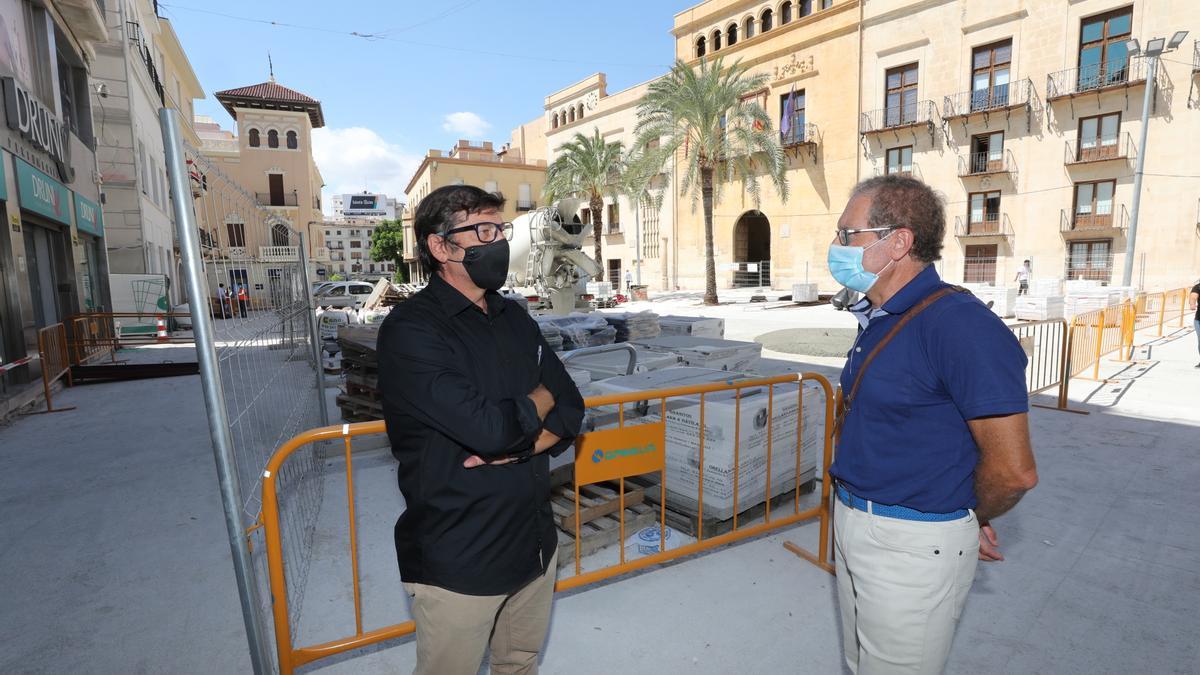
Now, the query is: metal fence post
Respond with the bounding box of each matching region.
[297,232,329,426]
[160,108,272,675]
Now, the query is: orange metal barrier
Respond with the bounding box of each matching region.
[65,312,195,349]
[32,323,76,414]
[68,314,118,366]
[260,373,836,674]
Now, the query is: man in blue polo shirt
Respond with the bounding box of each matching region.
[827,175,1038,674]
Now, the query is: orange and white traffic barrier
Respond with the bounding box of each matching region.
[156,316,168,342]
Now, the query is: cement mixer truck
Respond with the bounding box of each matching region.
[506,199,602,313]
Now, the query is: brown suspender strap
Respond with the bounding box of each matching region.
[836,285,969,435]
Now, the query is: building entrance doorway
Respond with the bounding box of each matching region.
[732,211,771,288]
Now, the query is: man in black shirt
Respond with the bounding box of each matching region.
[378,185,584,674]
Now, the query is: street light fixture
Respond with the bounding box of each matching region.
[1121,30,1187,287]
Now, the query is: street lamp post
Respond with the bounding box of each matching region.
[1122,31,1188,287]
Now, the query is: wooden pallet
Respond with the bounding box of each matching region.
[337,392,382,422]
[623,474,816,539]
[552,479,658,567]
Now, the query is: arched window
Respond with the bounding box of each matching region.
[553,113,559,128]
[286,130,298,149]
[744,17,755,39]
[248,128,260,147]
[267,129,279,148]
[727,24,738,46]
[578,103,584,120]
[761,9,773,32]
[781,1,793,24]
[800,0,813,17]
[712,29,722,51]
[696,36,706,57]
[568,107,575,123]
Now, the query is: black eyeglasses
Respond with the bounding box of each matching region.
[835,226,898,246]
[442,221,514,243]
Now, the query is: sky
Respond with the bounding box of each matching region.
[160,0,683,211]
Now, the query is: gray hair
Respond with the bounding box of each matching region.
[850,175,945,264]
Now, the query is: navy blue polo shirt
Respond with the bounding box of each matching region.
[829,266,1029,513]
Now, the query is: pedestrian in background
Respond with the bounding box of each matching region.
[1015,259,1031,295]
[1190,279,1199,368]
[236,284,248,318]
[217,283,230,319]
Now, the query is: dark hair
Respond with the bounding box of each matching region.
[414,185,505,275]
[850,175,945,264]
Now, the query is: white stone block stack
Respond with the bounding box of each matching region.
[1015,295,1065,321]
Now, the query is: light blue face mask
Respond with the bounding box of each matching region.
[827,233,894,294]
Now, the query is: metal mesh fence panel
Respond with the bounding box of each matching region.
[180,142,328,668]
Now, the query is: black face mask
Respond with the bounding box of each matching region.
[457,239,510,291]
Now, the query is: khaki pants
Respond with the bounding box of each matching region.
[834,500,980,674]
[404,548,558,675]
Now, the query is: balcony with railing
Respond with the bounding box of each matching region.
[516,199,536,212]
[256,193,299,207]
[859,100,939,136]
[1046,57,1148,100]
[958,149,1016,178]
[1060,204,1129,238]
[1064,132,1135,166]
[781,120,819,147]
[943,78,1035,120]
[258,246,300,261]
[955,213,1013,239]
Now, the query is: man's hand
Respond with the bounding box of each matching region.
[528,384,555,421]
[463,429,562,468]
[978,522,1004,562]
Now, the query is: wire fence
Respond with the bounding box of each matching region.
[166,114,328,673]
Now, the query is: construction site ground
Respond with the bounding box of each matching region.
[2,293,1198,674]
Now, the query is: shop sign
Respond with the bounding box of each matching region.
[1,76,74,183]
[75,192,102,236]
[15,158,72,226]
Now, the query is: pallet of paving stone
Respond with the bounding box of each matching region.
[623,473,815,539]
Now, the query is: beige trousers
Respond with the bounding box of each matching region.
[834,500,980,674]
[403,548,558,675]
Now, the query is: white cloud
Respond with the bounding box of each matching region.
[441,111,492,138]
[311,127,422,215]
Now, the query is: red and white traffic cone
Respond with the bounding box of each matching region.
[156,315,168,343]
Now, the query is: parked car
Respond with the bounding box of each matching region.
[315,281,375,308]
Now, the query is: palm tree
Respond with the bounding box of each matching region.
[633,56,788,305]
[543,129,625,281]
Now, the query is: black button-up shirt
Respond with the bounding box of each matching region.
[378,274,584,596]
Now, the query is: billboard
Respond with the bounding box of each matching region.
[341,193,395,218]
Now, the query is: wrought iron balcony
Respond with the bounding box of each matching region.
[943,78,1034,119]
[256,193,299,207]
[780,120,818,147]
[1060,205,1129,237]
[958,149,1016,178]
[1046,57,1148,100]
[1064,132,1135,166]
[859,100,939,135]
[955,213,1013,238]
